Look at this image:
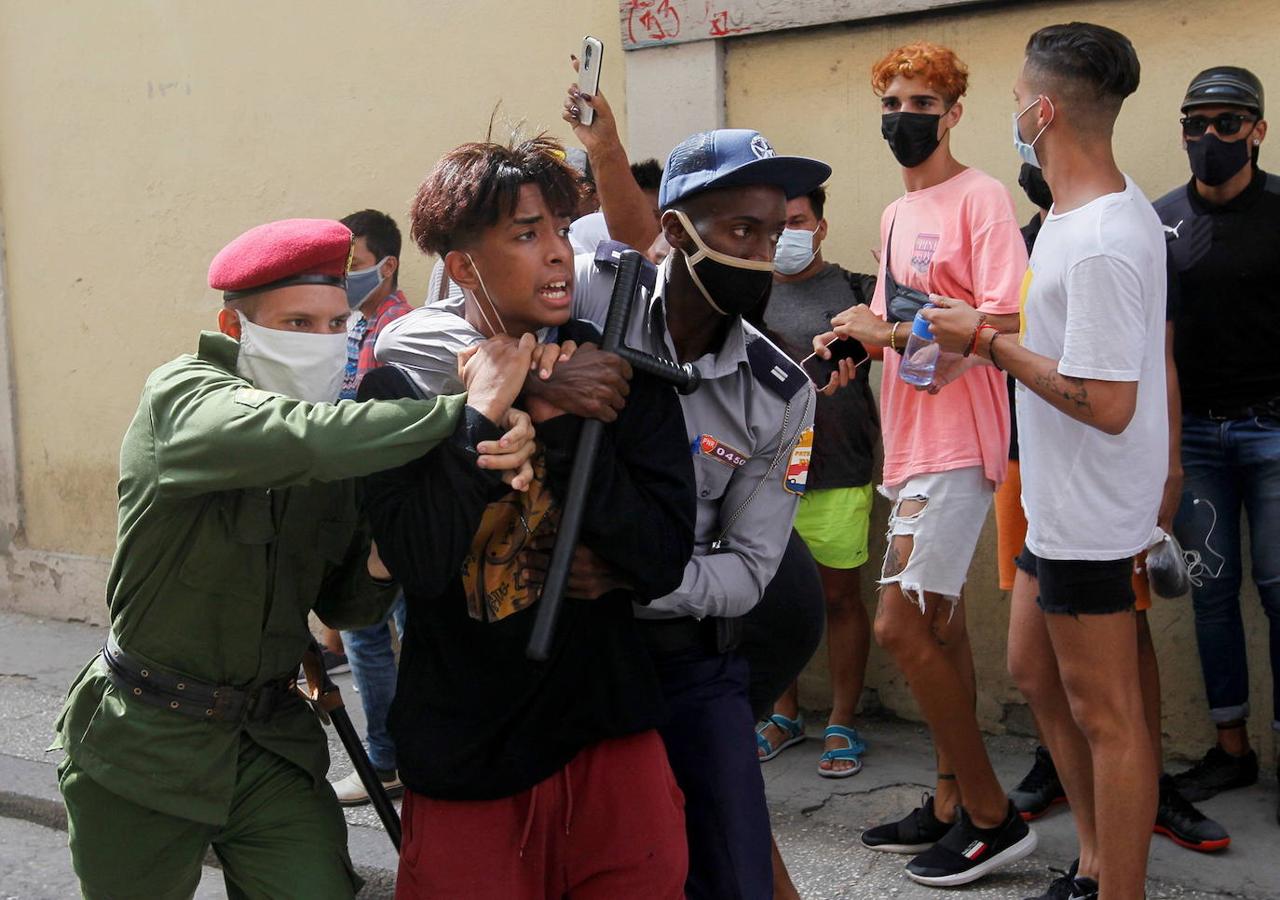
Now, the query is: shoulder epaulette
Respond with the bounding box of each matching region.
[745,331,808,402]
[593,240,658,294]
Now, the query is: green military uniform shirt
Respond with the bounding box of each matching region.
[54,331,467,826]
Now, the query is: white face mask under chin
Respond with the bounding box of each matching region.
[234,312,348,403]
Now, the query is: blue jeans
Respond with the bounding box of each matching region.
[341,595,406,772]
[1174,414,1280,733]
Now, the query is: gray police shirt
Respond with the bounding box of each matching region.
[573,254,815,620]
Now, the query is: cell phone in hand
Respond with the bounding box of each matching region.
[578,36,604,125]
[801,336,868,387]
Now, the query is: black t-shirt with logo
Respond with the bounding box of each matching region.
[1155,168,1280,412]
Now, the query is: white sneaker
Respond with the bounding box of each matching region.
[331,769,403,806]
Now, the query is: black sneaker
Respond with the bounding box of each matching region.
[905,801,1038,887]
[1172,745,1258,802]
[1023,860,1078,900]
[1155,773,1230,851]
[861,793,953,854]
[1067,875,1099,899]
[1010,745,1068,820]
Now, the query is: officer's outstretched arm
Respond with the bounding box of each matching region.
[149,361,467,498]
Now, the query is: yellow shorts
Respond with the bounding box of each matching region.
[793,483,874,570]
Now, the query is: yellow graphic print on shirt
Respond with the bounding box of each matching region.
[1018,267,1034,343]
[461,450,562,623]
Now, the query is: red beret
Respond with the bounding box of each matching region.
[209,218,353,300]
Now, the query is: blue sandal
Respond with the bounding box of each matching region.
[755,714,806,762]
[818,724,865,778]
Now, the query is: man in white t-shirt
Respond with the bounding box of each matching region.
[926,22,1165,900]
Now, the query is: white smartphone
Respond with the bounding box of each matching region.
[578,36,604,126]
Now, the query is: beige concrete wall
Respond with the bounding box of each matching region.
[725,0,1279,761]
[0,1,625,609]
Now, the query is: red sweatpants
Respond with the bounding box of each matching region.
[395,730,688,900]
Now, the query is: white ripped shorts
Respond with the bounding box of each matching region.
[877,465,993,611]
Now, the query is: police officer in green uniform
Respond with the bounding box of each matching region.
[52,218,538,900]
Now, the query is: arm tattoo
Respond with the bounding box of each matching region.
[1033,369,1093,415]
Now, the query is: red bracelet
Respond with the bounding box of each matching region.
[963,314,989,358]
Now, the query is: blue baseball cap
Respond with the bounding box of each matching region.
[658,129,831,209]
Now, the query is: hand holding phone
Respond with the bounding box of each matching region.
[577,36,604,125]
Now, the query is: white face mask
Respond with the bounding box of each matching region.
[234,312,348,403]
[773,227,818,275]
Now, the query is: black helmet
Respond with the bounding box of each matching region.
[1181,66,1265,116]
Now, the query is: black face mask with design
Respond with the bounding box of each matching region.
[1186,133,1252,187]
[670,209,774,317]
[881,112,942,168]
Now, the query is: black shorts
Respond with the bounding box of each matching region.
[1015,545,1135,616]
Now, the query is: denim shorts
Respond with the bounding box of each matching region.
[1015,545,1135,615]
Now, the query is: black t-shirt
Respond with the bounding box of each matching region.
[358,319,696,801]
[1154,168,1280,411]
[762,263,881,488]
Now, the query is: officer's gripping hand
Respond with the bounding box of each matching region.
[522,342,631,423]
[520,533,635,600]
[459,333,537,423]
[477,409,537,492]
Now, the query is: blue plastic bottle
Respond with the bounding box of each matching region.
[898,306,940,387]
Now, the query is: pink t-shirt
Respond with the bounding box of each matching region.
[870,167,1026,489]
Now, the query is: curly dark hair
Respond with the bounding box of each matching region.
[409,134,581,256]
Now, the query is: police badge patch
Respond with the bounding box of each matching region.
[783,427,813,495]
[693,434,749,469]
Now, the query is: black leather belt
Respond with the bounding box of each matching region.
[102,633,298,723]
[636,615,743,656]
[1189,396,1280,421]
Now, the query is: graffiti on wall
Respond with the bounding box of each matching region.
[619,0,984,50]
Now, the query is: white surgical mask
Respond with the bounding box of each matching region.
[773,227,818,275]
[1013,96,1054,170]
[234,312,348,403]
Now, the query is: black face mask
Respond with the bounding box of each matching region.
[1017,162,1054,211]
[881,112,942,168]
[671,210,774,317]
[1187,133,1252,186]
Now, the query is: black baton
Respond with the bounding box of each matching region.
[526,250,645,661]
[614,347,701,394]
[302,641,402,850]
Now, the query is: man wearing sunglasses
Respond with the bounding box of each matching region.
[1153,67,1280,826]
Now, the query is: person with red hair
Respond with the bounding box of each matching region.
[814,39,1033,887]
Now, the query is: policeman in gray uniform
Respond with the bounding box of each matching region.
[573,129,826,900]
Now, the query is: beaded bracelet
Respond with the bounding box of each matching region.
[889,322,902,353]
